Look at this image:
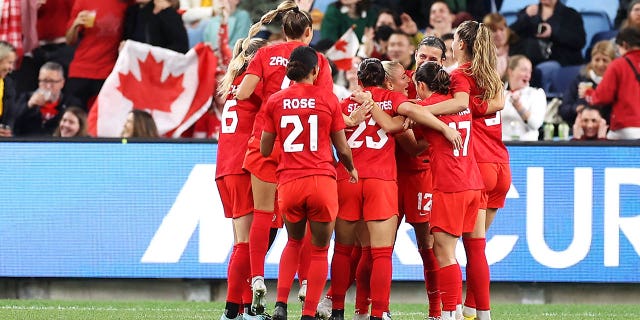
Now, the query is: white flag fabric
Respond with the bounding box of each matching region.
[325,27,360,71]
[88,40,217,138]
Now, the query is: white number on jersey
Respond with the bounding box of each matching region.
[221,99,238,133]
[347,117,388,149]
[448,120,471,157]
[417,192,433,214]
[281,115,318,152]
[484,110,501,126]
[281,76,291,90]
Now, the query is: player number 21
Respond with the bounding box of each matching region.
[281,115,318,152]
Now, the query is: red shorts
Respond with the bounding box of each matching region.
[478,162,512,209]
[243,136,281,183]
[397,168,433,224]
[430,189,481,237]
[216,174,253,218]
[277,175,338,223]
[338,178,398,222]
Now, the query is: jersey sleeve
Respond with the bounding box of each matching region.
[328,94,346,133]
[389,91,410,114]
[450,70,471,95]
[262,98,277,134]
[315,54,336,92]
[245,47,265,78]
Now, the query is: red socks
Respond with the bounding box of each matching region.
[420,248,441,317]
[303,244,329,317]
[355,246,372,315]
[298,227,312,284]
[276,238,302,302]
[370,246,393,318]
[463,237,490,311]
[329,242,353,310]
[439,263,462,312]
[249,209,274,277]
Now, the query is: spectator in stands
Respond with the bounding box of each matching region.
[509,0,586,92]
[560,40,615,127]
[483,13,522,80]
[320,0,377,42]
[13,62,82,137]
[440,33,457,73]
[0,41,17,138]
[386,31,416,70]
[203,0,251,52]
[124,0,189,53]
[12,0,76,97]
[65,1,130,110]
[501,55,546,141]
[424,1,454,38]
[361,9,422,59]
[572,106,608,140]
[621,0,640,28]
[121,109,160,138]
[582,27,640,140]
[53,106,89,138]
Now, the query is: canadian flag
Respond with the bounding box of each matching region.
[325,27,360,71]
[88,40,217,137]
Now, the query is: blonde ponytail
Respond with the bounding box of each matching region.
[218,38,268,97]
[239,0,298,52]
[457,21,504,101]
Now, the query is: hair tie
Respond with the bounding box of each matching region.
[292,6,300,13]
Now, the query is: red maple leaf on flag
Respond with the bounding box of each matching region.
[334,39,348,52]
[117,53,185,113]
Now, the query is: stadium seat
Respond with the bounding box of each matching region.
[584,29,618,61]
[547,64,583,99]
[312,0,334,13]
[499,0,536,14]
[579,10,613,57]
[502,11,518,26]
[566,0,618,25]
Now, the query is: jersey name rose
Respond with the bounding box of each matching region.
[283,98,316,109]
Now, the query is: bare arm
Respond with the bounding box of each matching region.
[235,74,260,100]
[424,92,469,115]
[395,129,428,156]
[66,11,89,45]
[260,131,276,157]
[331,130,358,183]
[343,102,373,127]
[397,101,462,150]
[369,103,405,133]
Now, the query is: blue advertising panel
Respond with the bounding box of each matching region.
[0,141,638,282]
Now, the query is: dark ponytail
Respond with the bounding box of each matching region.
[415,61,450,95]
[357,58,386,87]
[286,46,318,81]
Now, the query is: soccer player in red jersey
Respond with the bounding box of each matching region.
[451,21,508,320]
[413,61,486,320]
[234,1,334,314]
[418,21,505,320]
[331,58,461,320]
[260,46,358,320]
[382,60,442,320]
[217,38,269,320]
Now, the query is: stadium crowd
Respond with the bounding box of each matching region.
[0,1,639,320]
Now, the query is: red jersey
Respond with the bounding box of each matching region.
[38,0,74,40]
[450,63,509,164]
[263,83,345,185]
[395,133,430,172]
[216,73,263,178]
[405,69,418,100]
[337,86,408,181]
[246,41,334,139]
[67,0,128,79]
[419,93,484,192]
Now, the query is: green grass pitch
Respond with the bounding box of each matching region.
[1,300,640,319]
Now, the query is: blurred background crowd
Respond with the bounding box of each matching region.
[0,0,638,141]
